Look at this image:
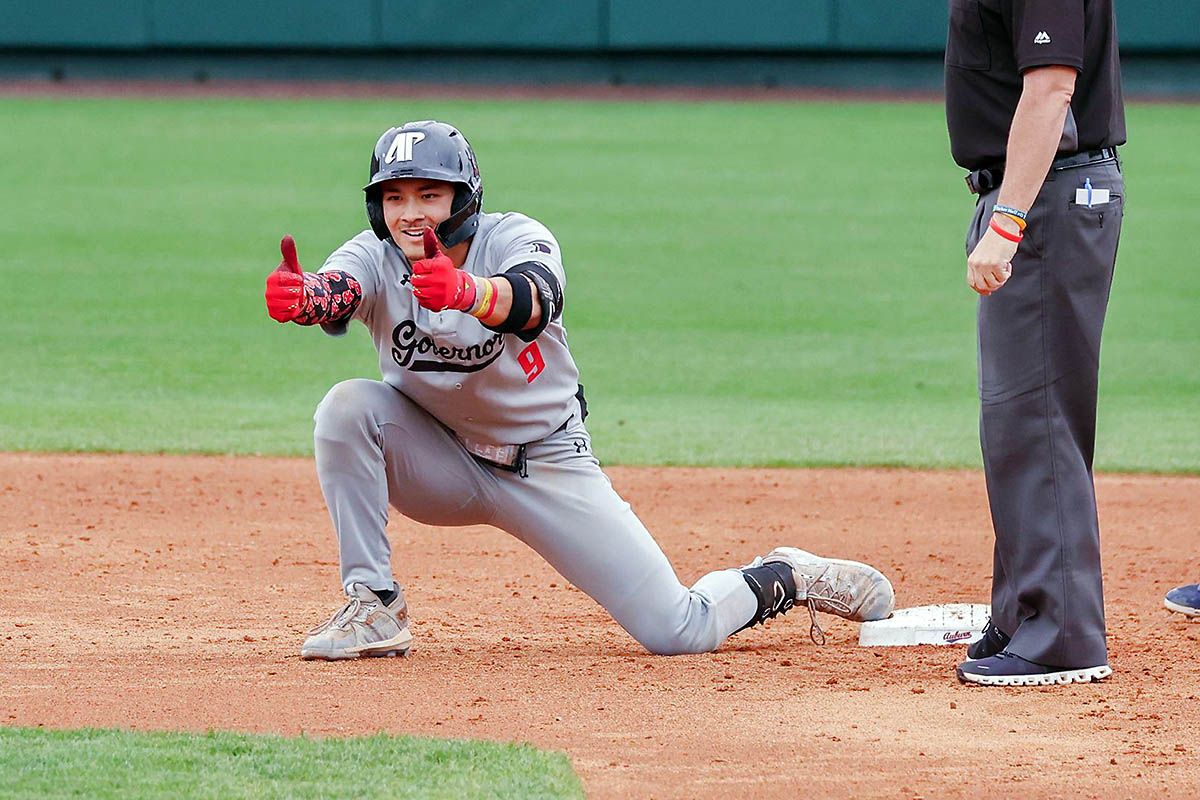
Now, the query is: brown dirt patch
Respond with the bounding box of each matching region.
[1,453,1197,798]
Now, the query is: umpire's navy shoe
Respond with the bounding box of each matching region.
[1165,583,1200,617]
[965,619,1010,660]
[956,651,1112,687]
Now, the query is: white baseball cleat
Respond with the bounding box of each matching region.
[762,547,896,638]
[301,583,413,660]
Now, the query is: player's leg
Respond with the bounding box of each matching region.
[488,419,894,655]
[303,378,494,659]
[313,378,493,587]
[488,422,749,653]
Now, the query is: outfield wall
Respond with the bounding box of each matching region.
[3,1,1198,53]
[2,2,1198,95]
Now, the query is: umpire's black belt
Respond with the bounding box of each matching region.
[965,147,1119,195]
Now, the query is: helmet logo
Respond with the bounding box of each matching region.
[384,132,426,164]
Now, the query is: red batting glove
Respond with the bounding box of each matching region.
[265,235,306,322]
[410,228,476,312]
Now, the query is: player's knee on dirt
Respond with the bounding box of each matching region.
[631,626,717,656]
[603,592,710,655]
[608,568,761,655]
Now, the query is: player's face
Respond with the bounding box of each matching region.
[380,179,457,261]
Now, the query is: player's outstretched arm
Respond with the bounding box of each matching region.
[264,235,362,326]
[409,229,543,332]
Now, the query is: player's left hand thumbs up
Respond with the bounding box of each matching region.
[412,228,453,275]
[422,228,440,260]
[410,227,475,311]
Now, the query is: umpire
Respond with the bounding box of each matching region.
[945,0,1125,686]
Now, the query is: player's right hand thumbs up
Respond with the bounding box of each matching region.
[265,235,307,322]
[279,234,302,276]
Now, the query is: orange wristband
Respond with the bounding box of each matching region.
[997,212,1027,231]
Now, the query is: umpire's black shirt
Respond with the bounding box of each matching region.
[945,0,1126,170]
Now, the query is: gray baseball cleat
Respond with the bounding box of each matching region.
[762,547,895,642]
[301,582,413,660]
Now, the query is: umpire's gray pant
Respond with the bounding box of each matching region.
[967,158,1124,668]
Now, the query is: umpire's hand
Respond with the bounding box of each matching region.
[966,221,1017,296]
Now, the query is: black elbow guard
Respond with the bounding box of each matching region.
[484,261,563,342]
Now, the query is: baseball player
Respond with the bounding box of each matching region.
[264,120,895,660]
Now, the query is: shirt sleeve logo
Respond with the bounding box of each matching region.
[1033,31,1052,45]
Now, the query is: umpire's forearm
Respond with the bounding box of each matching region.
[996,65,1078,213]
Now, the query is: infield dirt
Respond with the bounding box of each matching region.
[1,453,1197,798]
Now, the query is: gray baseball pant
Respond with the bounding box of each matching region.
[311,378,758,655]
[967,158,1124,668]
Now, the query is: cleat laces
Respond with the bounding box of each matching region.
[307,595,376,636]
[797,566,855,645]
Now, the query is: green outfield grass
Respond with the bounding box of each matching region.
[0,97,1196,470]
[0,727,583,799]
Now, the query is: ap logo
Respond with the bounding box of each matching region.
[385,131,426,164]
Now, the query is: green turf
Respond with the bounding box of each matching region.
[0,97,1196,470]
[0,727,583,799]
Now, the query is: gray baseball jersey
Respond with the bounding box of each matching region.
[318,212,579,445]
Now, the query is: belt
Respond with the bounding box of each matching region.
[965,146,1119,195]
[456,415,574,473]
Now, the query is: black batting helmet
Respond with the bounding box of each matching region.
[364,121,483,249]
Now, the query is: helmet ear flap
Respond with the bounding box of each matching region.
[365,188,392,243]
[435,186,483,248]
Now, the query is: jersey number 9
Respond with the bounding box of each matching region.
[518,342,545,384]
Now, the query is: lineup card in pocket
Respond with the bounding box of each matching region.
[1075,177,1111,207]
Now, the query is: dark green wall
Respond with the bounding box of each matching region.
[378,1,604,49]
[148,1,377,47]
[0,1,1195,52]
[607,0,831,49]
[1,0,150,47]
